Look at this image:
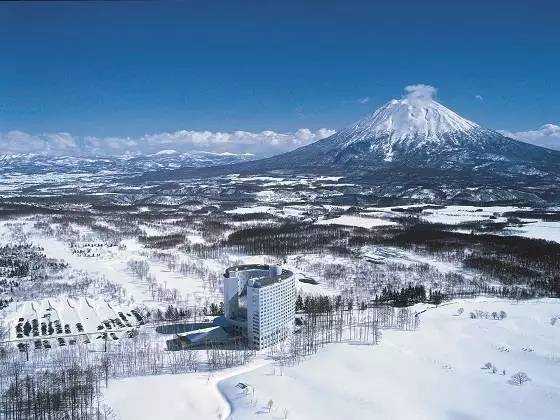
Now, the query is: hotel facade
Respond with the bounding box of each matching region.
[223,264,296,349]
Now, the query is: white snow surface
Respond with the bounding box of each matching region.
[104,358,271,420]
[340,98,479,148]
[316,214,398,229]
[221,298,560,420]
[504,221,560,243]
[225,206,275,215]
[419,205,512,225]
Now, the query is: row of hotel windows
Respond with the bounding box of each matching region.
[258,292,295,305]
[252,328,289,347]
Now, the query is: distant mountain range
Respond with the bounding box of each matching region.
[0,151,253,175]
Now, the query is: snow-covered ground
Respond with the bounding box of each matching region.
[225,206,276,215]
[363,205,522,226]
[220,298,560,420]
[504,221,560,243]
[105,372,228,420]
[0,219,222,307]
[358,245,470,276]
[50,276,558,420]
[419,205,517,225]
[104,358,271,420]
[2,206,560,420]
[33,235,150,303]
[316,214,398,228]
[5,297,140,342]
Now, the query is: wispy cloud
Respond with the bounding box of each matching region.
[500,124,560,151]
[0,127,336,157]
[475,94,484,102]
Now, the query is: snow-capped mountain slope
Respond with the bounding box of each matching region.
[244,95,560,175]
[335,97,479,160]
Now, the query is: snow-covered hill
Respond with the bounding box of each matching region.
[104,298,560,420]
[501,124,560,151]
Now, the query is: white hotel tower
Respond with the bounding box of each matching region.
[223,264,296,350]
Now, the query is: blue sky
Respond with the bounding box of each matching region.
[0,0,559,154]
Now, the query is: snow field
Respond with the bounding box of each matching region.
[104,358,271,420]
[220,298,560,420]
[316,214,399,229]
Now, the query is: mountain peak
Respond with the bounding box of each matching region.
[340,97,479,150]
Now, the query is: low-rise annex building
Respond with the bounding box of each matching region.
[223,264,296,350]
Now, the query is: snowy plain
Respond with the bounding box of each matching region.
[503,221,560,243]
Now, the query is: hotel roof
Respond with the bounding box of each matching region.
[224,264,293,288]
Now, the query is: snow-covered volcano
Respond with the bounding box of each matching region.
[334,96,480,161]
[352,97,478,140]
[249,86,560,174]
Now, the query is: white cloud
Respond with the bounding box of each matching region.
[404,84,437,102]
[358,97,370,104]
[500,124,560,151]
[316,128,336,139]
[475,94,484,102]
[0,127,336,157]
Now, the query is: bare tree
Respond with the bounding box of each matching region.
[509,371,531,386]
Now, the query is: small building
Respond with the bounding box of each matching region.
[176,326,230,348]
[223,264,296,350]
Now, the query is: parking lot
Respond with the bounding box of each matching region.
[7,297,144,352]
